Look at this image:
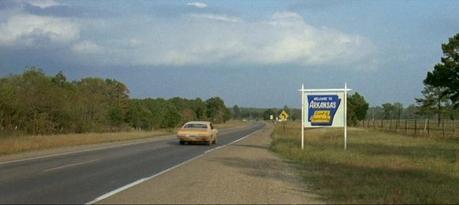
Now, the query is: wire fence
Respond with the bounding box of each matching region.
[357,119,458,138]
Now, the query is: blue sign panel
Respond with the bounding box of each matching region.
[307,95,341,126]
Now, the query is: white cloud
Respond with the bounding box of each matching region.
[107,11,374,67]
[186,2,208,9]
[71,40,103,54]
[272,11,303,21]
[23,0,60,8]
[0,10,374,68]
[0,13,79,46]
[188,13,241,22]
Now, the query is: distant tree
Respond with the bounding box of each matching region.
[416,85,450,124]
[366,106,384,120]
[223,108,231,122]
[393,102,403,120]
[161,105,181,128]
[0,68,233,135]
[205,97,231,123]
[180,108,196,123]
[347,92,369,125]
[51,71,66,87]
[108,107,124,128]
[423,33,459,108]
[263,109,275,120]
[192,98,207,120]
[382,103,395,119]
[402,104,419,119]
[232,105,241,119]
[291,109,301,121]
[126,100,153,130]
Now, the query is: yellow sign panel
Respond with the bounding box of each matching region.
[279,110,289,121]
[310,110,331,123]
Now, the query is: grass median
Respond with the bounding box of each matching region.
[270,122,459,204]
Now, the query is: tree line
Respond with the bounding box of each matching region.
[366,33,459,125]
[0,68,231,136]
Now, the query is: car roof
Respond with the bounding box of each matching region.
[184,121,211,125]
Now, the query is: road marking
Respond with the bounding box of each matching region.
[228,129,259,145]
[203,129,261,154]
[85,153,205,205]
[85,125,264,205]
[0,128,246,166]
[0,135,175,166]
[43,159,100,173]
[204,145,224,154]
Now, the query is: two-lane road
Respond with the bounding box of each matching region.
[0,122,265,204]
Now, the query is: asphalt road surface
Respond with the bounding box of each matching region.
[0,122,264,204]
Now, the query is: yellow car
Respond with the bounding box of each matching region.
[177,121,218,145]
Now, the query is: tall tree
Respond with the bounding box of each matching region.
[416,85,450,124]
[423,33,459,108]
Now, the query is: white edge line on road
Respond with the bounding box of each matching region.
[85,126,264,205]
[85,153,205,205]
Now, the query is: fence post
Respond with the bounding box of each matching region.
[405,119,408,134]
[427,119,430,136]
[454,119,456,137]
[442,119,445,138]
[414,119,417,136]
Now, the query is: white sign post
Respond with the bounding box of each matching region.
[299,83,351,150]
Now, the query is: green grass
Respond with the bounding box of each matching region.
[270,122,459,204]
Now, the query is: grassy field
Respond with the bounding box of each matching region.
[0,120,248,156]
[359,119,459,138]
[271,122,459,204]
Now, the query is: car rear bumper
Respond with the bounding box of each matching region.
[177,135,211,142]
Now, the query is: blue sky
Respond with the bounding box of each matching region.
[0,0,458,108]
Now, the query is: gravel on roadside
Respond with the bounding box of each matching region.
[99,123,322,204]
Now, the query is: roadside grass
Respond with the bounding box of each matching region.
[0,120,247,156]
[0,130,172,156]
[270,122,459,204]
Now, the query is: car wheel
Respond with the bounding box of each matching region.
[179,141,185,145]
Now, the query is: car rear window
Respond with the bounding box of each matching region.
[183,123,208,129]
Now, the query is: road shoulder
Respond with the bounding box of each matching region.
[99,123,322,204]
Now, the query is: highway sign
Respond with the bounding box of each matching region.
[279,110,289,121]
[299,83,351,150]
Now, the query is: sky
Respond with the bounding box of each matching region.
[0,0,458,108]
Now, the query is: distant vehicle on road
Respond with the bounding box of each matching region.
[177,121,218,145]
